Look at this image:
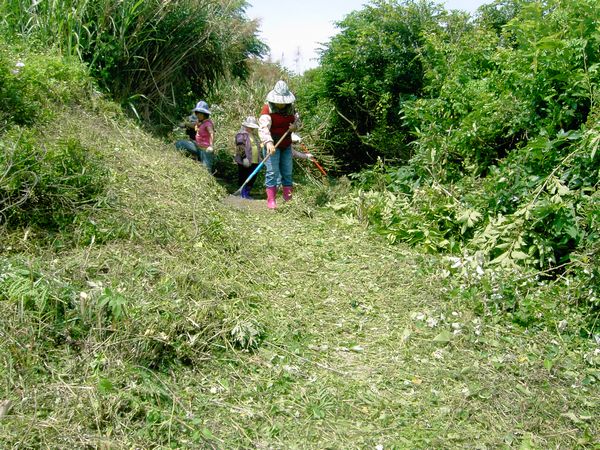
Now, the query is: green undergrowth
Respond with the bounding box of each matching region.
[1,48,599,449]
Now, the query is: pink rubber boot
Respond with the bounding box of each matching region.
[282,186,292,202]
[266,186,277,209]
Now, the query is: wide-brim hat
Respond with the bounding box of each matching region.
[266,80,295,104]
[193,100,211,115]
[242,116,259,128]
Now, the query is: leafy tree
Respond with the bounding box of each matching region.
[404,0,600,180]
[313,0,441,170]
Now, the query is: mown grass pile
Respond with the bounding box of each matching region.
[0,43,271,446]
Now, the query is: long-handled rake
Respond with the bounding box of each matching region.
[310,157,327,177]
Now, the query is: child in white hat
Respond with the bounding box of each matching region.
[258,80,301,208]
[192,100,215,172]
[234,116,262,199]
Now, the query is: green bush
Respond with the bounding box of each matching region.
[405,0,600,180]
[0,128,108,231]
[303,0,442,170]
[0,43,92,130]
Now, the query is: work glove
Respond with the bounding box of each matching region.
[206,146,214,153]
[242,158,250,168]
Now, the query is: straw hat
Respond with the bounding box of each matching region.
[242,116,259,128]
[266,80,295,104]
[193,100,211,115]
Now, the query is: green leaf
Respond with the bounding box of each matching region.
[511,250,529,260]
[433,330,453,343]
[490,251,510,265]
[201,427,214,439]
[515,384,531,396]
[98,378,114,394]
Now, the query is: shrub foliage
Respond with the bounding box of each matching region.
[316,0,600,332]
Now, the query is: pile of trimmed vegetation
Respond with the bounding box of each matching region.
[0,41,271,446]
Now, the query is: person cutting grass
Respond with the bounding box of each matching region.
[259,80,300,209]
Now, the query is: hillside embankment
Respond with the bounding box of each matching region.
[1,103,598,448]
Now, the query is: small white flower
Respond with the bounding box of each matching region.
[426,317,438,328]
[11,61,25,75]
[449,257,462,269]
[376,445,384,450]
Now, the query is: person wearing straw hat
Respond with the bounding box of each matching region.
[192,100,215,172]
[258,80,301,209]
[234,116,262,199]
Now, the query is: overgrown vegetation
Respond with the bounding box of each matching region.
[306,0,600,336]
[0,42,108,242]
[0,0,266,130]
[296,1,440,170]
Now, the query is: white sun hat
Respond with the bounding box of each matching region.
[193,100,211,114]
[266,80,295,104]
[242,116,259,128]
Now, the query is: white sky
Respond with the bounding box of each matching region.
[246,0,493,73]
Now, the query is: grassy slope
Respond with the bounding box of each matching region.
[1,104,598,449]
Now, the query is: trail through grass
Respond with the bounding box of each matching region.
[189,199,598,449]
[1,108,597,449]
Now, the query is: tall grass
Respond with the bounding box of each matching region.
[0,0,266,129]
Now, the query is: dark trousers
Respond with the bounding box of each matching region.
[238,163,260,191]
